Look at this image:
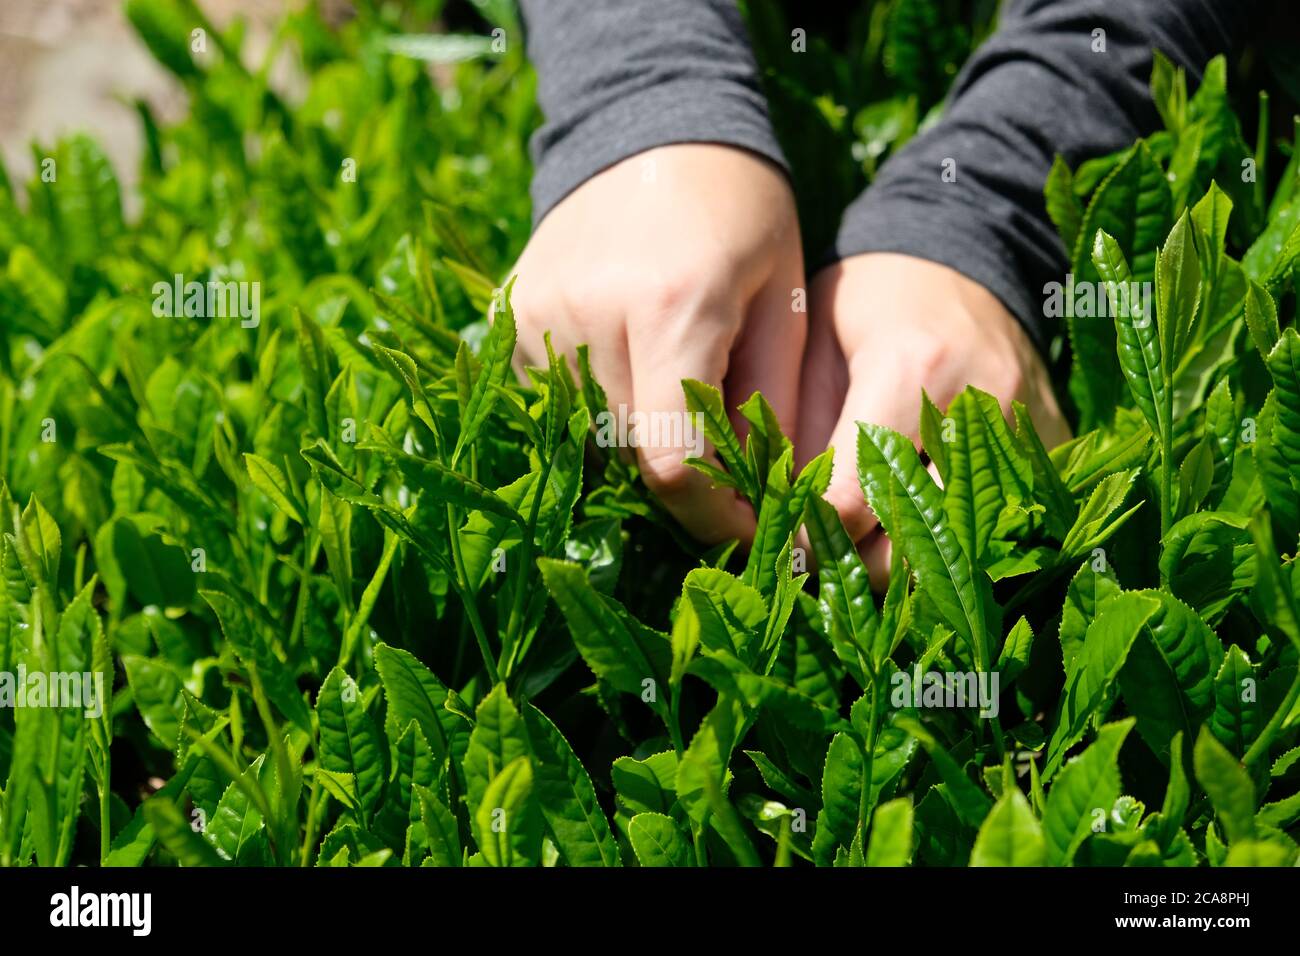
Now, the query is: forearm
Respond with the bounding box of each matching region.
[520,0,788,227]
[832,0,1255,348]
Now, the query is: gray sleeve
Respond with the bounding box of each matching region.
[519,0,788,227]
[831,0,1254,349]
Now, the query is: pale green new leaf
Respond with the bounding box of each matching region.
[522,703,620,867]
[971,788,1046,866]
[628,812,692,867]
[475,756,541,867]
[316,667,385,821]
[373,643,463,763]
[942,387,1033,566]
[1046,594,1158,778]
[1194,725,1256,844]
[865,798,913,866]
[243,453,303,524]
[1209,645,1260,757]
[538,559,671,720]
[464,684,529,815]
[1043,719,1134,865]
[1095,230,1166,440]
[805,495,878,684]
[857,422,987,667]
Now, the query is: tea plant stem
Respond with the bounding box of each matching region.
[668,681,685,756]
[1255,91,1270,220]
[74,542,86,593]
[0,381,11,479]
[447,501,499,685]
[1159,436,1174,542]
[248,665,295,863]
[300,774,324,866]
[288,534,314,652]
[857,679,879,850]
[989,714,1006,760]
[502,455,555,679]
[1243,668,1300,770]
[774,817,792,867]
[258,539,273,605]
[98,753,112,866]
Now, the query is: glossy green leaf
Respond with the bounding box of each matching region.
[522,703,620,867]
[538,559,671,719]
[865,797,913,866]
[316,667,385,821]
[202,590,311,733]
[1043,720,1134,865]
[628,812,692,867]
[474,756,542,867]
[971,788,1046,866]
[857,422,987,667]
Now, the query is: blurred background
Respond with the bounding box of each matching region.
[0,1,348,211]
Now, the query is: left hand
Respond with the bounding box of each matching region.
[796,252,1071,584]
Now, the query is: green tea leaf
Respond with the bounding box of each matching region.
[1043,719,1134,865]
[682,379,754,502]
[316,667,385,821]
[805,496,878,684]
[244,454,303,524]
[971,788,1046,866]
[143,796,227,867]
[202,591,312,733]
[1193,726,1256,844]
[538,559,671,720]
[374,644,462,764]
[522,703,620,867]
[857,423,987,668]
[1209,645,1260,757]
[865,797,913,866]
[464,684,529,816]
[474,756,542,867]
[628,812,692,867]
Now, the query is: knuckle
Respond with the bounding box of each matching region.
[636,263,720,319]
[978,339,1028,403]
[637,445,695,498]
[562,268,633,321]
[508,277,552,328]
[912,332,955,380]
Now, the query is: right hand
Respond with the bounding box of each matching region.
[509,143,806,545]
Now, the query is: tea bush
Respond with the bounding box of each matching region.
[0,0,1298,867]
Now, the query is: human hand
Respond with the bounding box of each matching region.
[510,143,806,544]
[796,252,1070,583]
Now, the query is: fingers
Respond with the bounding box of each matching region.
[724,244,808,445]
[857,456,941,587]
[627,306,756,546]
[509,268,636,443]
[821,347,932,545]
[1015,340,1073,450]
[860,527,891,587]
[794,278,849,470]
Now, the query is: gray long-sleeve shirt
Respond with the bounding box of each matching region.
[519,0,1256,348]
